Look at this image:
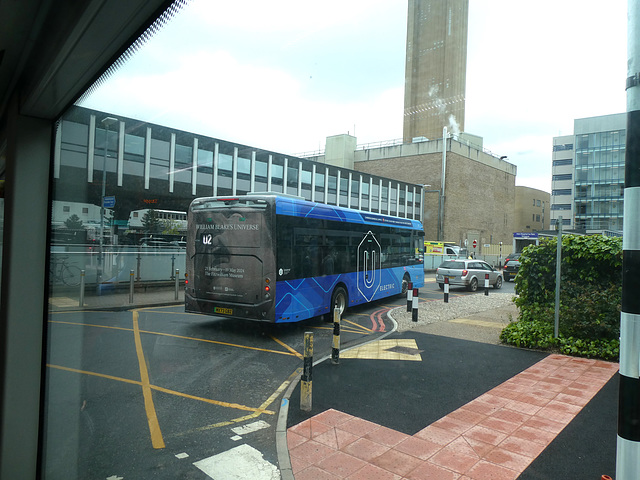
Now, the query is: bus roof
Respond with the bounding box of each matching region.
[275,196,423,231]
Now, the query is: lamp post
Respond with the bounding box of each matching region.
[97,117,118,291]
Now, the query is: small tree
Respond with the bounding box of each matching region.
[142,209,162,234]
[64,214,84,230]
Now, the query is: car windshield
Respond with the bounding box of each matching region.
[440,261,466,269]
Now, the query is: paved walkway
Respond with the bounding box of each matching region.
[286,354,618,480]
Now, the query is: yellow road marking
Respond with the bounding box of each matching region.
[176,368,302,436]
[49,319,299,357]
[133,310,165,449]
[47,364,274,414]
[342,318,373,333]
[449,318,507,328]
[269,335,303,359]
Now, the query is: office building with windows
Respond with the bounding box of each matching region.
[54,107,425,237]
[403,0,469,142]
[551,113,626,234]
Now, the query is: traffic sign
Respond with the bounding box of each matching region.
[472,239,477,248]
[103,196,116,208]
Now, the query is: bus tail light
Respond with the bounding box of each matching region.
[265,278,271,296]
[184,272,188,285]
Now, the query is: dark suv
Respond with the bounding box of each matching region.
[503,252,521,269]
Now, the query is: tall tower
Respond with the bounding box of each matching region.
[403,0,469,143]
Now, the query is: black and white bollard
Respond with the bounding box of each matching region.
[331,307,340,365]
[484,273,489,296]
[406,282,413,312]
[300,332,313,411]
[444,277,449,303]
[412,288,419,322]
[617,2,640,475]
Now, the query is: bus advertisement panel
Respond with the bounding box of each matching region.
[185,195,425,323]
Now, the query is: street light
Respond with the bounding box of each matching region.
[97,116,118,290]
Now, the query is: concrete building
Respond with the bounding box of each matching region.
[54,107,425,235]
[403,0,469,142]
[551,113,626,234]
[304,134,517,253]
[514,186,550,232]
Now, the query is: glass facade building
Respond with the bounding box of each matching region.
[55,107,424,233]
[551,113,626,234]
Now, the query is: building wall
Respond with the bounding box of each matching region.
[551,135,574,228]
[403,0,469,142]
[352,137,516,251]
[515,186,550,232]
[552,113,626,234]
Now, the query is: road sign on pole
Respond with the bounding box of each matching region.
[103,196,115,208]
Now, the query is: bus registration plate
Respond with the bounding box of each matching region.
[214,307,233,315]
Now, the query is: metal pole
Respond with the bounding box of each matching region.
[175,269,179,301]
[97,117,118,293]
[129,269,134,303]
[440,126,447,241]
[79,270,85,307]
[554,216,562,338]
[300,332,313,411]
[617,2,640,476]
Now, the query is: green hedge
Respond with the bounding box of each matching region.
[501,235,621,360]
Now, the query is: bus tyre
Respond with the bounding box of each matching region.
[401,274,411,295]
[331,286,348,318]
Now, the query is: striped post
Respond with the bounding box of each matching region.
[412,288,419,322]
[444,276,449,303]
[331,307,340,365]
[300,332,313,411]
[484,273,489,296]
[618,3,640,477]
[406,282,413,312]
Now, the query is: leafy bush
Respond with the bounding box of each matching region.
[503,235,622,360]
[500,319,619,361]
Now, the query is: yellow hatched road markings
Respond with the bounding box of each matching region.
[49,319,299,357]
[47,364,274,415]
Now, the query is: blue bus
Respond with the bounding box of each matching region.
[184,194,425,323]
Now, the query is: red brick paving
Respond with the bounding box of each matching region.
[287,354,618,479]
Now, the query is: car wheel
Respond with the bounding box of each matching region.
[493,276,503,289]
[468,277,478,292]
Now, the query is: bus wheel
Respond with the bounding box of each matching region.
[401,274,411,295]
[331,286,348,318]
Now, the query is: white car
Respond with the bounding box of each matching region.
[436,259,503,292]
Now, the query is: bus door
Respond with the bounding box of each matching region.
[357,231,381,302]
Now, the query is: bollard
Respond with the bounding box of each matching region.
[79,270,85,307]
[444,277,449,303]
[484,273,489,296]
[412,288,419,322]
[331,307,340,365]
[129,270,134,303]
[406,281,413,312]
[175,269,179,301]
[300,332,313,411]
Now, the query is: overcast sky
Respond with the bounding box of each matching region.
[80,0,628,193]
